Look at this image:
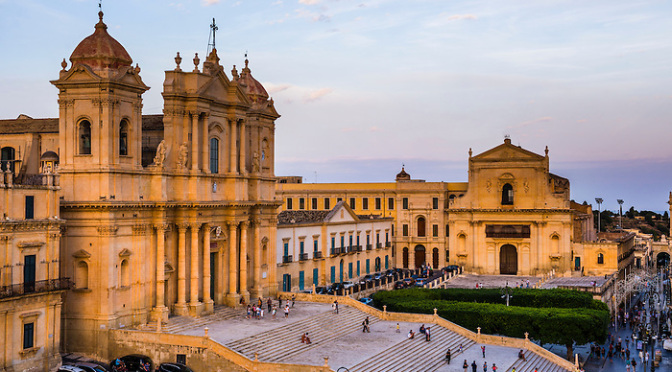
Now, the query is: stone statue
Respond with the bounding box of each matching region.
[153,140,167,167]
[252,151,260,173]
[178,142,189,169]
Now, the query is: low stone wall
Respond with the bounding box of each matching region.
[107,329,332,372]
[281,292,578,372]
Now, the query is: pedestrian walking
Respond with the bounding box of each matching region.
[291,294,296,307]
[333,300,339,314]
[396,323,400,333]
[481,345,486,358]
[471,360,477,372]
[362,317,370,333]
[483,361,487,372]
[492,363,497,372]
[267,298,272,312]
[463,360,468,372]
[631,358,637,371]
[284,304,290,318]
[425,326,431,341]
[446,348,451,364]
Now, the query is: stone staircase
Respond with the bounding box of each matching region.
[226,305,380,363]
[138,305,243,334]
[349,325,474,372]
[506,350,572,372]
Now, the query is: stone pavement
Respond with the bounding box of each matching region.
[173,301,571,371]
[443,274,541,289]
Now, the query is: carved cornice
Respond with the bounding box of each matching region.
[97,226,118,236]
[176,222,190,231]
[132,224,149,235]
[60,200,282,210]
[0,220,62,232]
[58,98,75,108]
[72,249,91,259]
[446,208,572,214]
[17,241,45,249]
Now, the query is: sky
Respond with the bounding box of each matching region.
[1,0,671,212]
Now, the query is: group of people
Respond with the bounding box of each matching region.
[244,296,294,320]
[462,360,496,372]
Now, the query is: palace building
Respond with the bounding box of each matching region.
[0,11,280,358]
[277,138,597,277]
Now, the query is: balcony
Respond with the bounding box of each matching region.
[330,247,341,256]
[299,253,309,261]
[0,278,72,300]
[355,245,362,252]
[282,255,293,264]
[313,251,323,259]
[376,243,382,249]
[385,241,391,248]
[366,244,373,251]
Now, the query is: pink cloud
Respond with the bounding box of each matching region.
[304,88,333,102]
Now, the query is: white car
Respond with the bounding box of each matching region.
[342,281,356,289]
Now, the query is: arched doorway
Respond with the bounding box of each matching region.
[499,244,517,275]
[414,245,426,268]
[402,248,409,268]
[657,252,670,268]
[432,248,439,269]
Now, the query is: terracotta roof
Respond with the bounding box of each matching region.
[238,59,269,101]
[278,210,331,225]
[396,166,411,181]
[70,11,133,70]
[0,115,164,134]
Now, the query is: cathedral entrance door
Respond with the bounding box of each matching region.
[499,244,517,275]
[414,245,426,268]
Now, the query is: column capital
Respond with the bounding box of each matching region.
[154,223,171,232]
[177,222,190,231]
[239,220,248,229]
[190,222,202,231]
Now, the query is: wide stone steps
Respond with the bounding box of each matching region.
[140,306,243,334]
[226,306,379,363]
[349,325,474,372]
[506,350,571,372]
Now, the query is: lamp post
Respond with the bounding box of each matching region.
[595,198,603,234]
[617,199,624,229]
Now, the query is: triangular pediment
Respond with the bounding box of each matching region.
[56,64,102,83]
[118,248,132,257]
[325,201,359,223]
[196,72,252,106]
[472,141,544,162]
[72,249,92,259]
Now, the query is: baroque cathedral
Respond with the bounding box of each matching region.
[0,10,280,365]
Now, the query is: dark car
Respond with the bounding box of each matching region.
[75,363,109,372]
[158,363,194,372]
[110,354,153,372]
[394,280,407,289]
[402,277,415,286]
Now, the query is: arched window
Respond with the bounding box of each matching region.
[417,216,426,237]
[501,183,513,205]
[210,137,219,173]
[79,120,92,155]
[1,146,15,172]
[597,253,604,265]
[120,259,130,287]
[119,120,129,156]
[75,261,88,289]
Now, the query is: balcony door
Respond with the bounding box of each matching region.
[24,255,36,293]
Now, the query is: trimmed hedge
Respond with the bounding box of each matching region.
[373,287,608,311]
[372,288,609,346]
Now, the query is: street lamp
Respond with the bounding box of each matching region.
[595,198,603,234]
[617,199,624,229]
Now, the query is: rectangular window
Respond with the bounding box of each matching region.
[348,262,353,278]
[330,266,336,283]
[331,237,335,249]
[299,241,305,255]
[366,259,370,274]
[23,322,34,349]
[432,197,439,209]
[324,198,331,210]
[299,198,305,210]
[375,197,381,210]
[362,198,369,210]
[356,234,360,246]
[283,243,289,257]
[340,235,345,248]
[314,239,319,252]
[446,224,450,237]
[313,268,319,286]
[402,224,409,236]
[391,224,395,237]
[402,197,408,209]
[349,198,356,209]
[349,235,353,247]
[209,138,219,173]
[311,198,318,210]
[385,232,389,243]
[286,198,293,210]
[357,261,361,276]
[25,195,34,220]
[388,197,394,210]
[299,271,305,291]
[433,224,439,237]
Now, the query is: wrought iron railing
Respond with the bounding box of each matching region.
[282,255,293,264]
[299,253,309,261]
[0,278,72,299]
[313,251,323,259]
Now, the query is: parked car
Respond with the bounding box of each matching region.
[342,281,356,289]
[402,277,415,286]
[359,297,374,305]
[110,354,153,372]
[74,363,109,372]
[158,363,194,372]
[59,366,87,372]
[394,280,407,289]
[315,286,328,294]
[415,278,427,287]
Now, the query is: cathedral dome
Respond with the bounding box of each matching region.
[69,12,133,70]
[238,59,269,100]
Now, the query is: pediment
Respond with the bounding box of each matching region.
[325,202,359,223]
[118,248,132,257]
[58,64,102,83]
[472,142,544,162]
[196,72,252,106]
[114,68,150,90]
[72,249,91,259]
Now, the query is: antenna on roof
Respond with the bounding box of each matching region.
[207,18,218,55]
[504,134,510,140]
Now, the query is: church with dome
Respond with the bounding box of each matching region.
[0,10,280,369]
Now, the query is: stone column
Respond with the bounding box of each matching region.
[229,119,237,174]
[175,223,188,315]
[252,218,262,298]
[240,221,249,299]
[226,221,239,306]
[189,223,202,316]
[191,112,200,171]
[203,224,214,313]
[151,224,169,322]
[239,120,246,173]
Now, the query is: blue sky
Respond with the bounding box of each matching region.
[1,0,671,212]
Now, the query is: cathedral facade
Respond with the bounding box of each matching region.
[1,11,280,357]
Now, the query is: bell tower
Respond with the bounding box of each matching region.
[51,11,149,200]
